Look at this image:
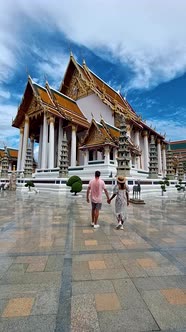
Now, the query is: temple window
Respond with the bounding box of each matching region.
[110,148,113,160]
[89,150,93,161]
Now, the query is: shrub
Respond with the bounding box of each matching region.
[25,180,35,191]
[175,179,185,192]
[159,177,169,196]
[66,175,82,195]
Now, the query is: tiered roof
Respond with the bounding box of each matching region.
[12,77,89,131]
[80,118,141,156]
[60,55,140,123]
[0,148,18,160]
[80,119,117,150]
[59,54,165,140]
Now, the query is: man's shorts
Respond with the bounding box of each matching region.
[91,202,102,210]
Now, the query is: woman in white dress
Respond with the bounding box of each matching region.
[108,176,129,229]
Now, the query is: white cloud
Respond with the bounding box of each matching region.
[0,104,19,147]
[35,53,69,88]
[0,90,11,99]
[32,0,186,91]
[1,0,186,90]
[0,0,186,146]
[147,118,186,141]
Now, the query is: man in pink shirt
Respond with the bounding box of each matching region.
[86,171,109,229]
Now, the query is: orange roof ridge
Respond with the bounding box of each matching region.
[88,67,121,96]
[50,86,76,104]
[32,81,55,106]
[101,120,120,131]
[31,80,46,90]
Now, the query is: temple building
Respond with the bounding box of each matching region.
[0,147,18,173]
[12,54,167,179]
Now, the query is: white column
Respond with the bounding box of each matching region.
[30,136,34,158]
[143,131,149,171]
[71,125,77,167]
[104,146,110,164]
[83,149,89,165]
[41,112,48,169]
[134,130,140,169]
[162,144,167,176]
[48,116,55,169]
[21,115,29,170]
[126,124,131,138]
[58,118,63,166]
[17,127,24,171]
[113,147,117,165]
[38,125,43,168]
[157,139,162,174]
[134,130,140,146]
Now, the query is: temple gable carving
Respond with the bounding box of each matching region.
[66,69,91,100]
[27,96,44,117]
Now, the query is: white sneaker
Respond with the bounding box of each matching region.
[120,225,124,230]
[94,224,100,229]
[91,222,94,227]
[116,222,121,229]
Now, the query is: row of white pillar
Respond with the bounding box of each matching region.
[17,114,78,172]
[129,128,166,174]
[17,115,167,175]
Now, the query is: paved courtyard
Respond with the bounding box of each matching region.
[0,189,186,332]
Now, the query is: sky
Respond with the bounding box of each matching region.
[0,0,186,150]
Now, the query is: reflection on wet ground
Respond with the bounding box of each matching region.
[0,190,185,331]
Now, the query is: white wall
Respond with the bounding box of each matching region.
[77,94,114,125]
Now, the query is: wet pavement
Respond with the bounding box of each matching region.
[0,189,185,332]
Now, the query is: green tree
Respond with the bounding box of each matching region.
[66,175,82,195]
[159,177,169,196]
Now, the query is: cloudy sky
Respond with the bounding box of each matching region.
[0,0,186,149]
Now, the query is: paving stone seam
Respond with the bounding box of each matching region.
[159,250,186,274]
[55,211,74,332]
[0,246,185,259]
[126,223,186,274]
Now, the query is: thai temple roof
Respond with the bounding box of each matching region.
[12,76,89,130]
[60,55,144,123]
[0,148,18,160]
[48,87,89,128]
[13,53,165,142]
[80,119,117,149]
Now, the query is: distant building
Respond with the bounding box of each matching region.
[0,148,18,171]
[170,140,186,162]
[170,140,186,179]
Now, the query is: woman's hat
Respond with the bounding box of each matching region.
[117,176,126,183]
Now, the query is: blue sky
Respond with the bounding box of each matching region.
[0,0,186,149]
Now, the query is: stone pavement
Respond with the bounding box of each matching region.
[0,189,185,332]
